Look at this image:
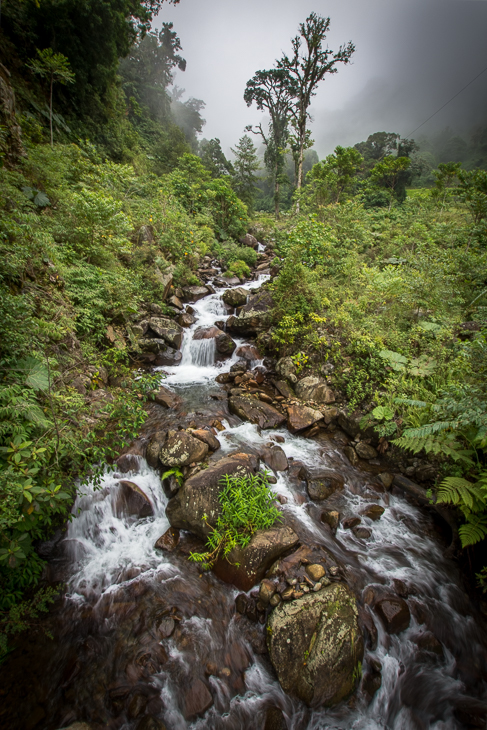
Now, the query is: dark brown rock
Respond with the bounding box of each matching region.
[136,716,167,730]
[274,380,295,399]
[116,481,153,518]
[261,444,288,472]
[152,385,181,409]
[215,332,236,355]
[229,396,286,429]
[182,285,210,302]
[154,527,180,552]
[193,325,223,340]
[375,597,411,634]
[342,516,361,530]
[181,678,213,720]
[264,707,288,730]
[178,312,196,327]
[190,429,220,451]
[303,468,344,501]
[321,510,340,530]
[361,504,385,521]
[355,441,378,460]
[352,526,372,539]
[215,372,235,384]
[235,345,261,361]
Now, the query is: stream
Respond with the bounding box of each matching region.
[2,270,487,730]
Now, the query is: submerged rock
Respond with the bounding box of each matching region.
[267,583,364,707]
[229,396,286,429]
[159,430,208,468]
[166,453,259,540]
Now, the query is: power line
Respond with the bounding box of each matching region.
[404,63,487,139]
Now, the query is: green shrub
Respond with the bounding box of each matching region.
[225,260,250,279]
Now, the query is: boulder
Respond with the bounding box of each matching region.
[178,312,195,327]
[213,525,299,592]
[303,467,344,501]
[155,348,182,367]
[193,325,222,340]
[116,481,153,518]
[166,453,259,540]
[338,411,376,441]
[361,505,385,521]
[168,294,183,310]
[154,527,180,552]
[152,385,181,409]
[229,396,286,429]
[154,265,174,300]
[274,380,295,399]
[295,376,335,405]
[375,597,411,634]
[235,345,261,362]
[321,510,340,531]
[275,357,297,384]
[181,285,210,302]
[190,429,220,451]
[222,287,248,308]
[240,233,259,249]
[267,583,364,707]
[215,332,236,356]
[355,442,378,460]
[261,445,288,472]
[159,430,209,468]
[181,678,213,720]
[146,431,167,468]
[148,317,183,349]
[225,290,273,335]
[286,404,323,433]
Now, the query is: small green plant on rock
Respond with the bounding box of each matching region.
[189,471,282,569]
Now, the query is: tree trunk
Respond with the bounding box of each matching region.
[274,159,280,219]
[49,73,53,147]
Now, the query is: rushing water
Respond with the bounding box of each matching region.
[2,270,487,730]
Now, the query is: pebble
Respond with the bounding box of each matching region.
[313,582,323,592]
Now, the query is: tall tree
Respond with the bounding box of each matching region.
[277,13,354,190]
[199,138,233,178]
[244,68,295,217]
[231,134,260,213]
[28,48,75,146]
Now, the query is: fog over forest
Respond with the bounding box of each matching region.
[156,0,487,157]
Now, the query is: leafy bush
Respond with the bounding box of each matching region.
[225,259,250,279]
[189,471,282,568]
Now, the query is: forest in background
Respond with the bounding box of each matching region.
[1,0,487,657]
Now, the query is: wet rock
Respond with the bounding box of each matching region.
[127,692,148,720]
[226,290,273,335]
[181,678,213,720]
[193,325,223,340]
[116,453,141,473]
[259,579,276,605]
[235,593,249,614]
[413,631,444,656]
[190,429,220,451]
[358,606,378,650]
[267,583,364,707]
[178,312,196,327]
[303,467,344,501]
[154,527,180,552]
[275,357,297,383]
[379,472,394,490]
[362,664,382,700]
[215,372,235,384]
[361,504,385,521]
[306,564,326,581]
[213,525,299,592]
[152,385,181,409]
[342,516,361,530]
[166,453,259,540]
[148,317,183,349]
[235,344,261,361]
[375,597,410,634]
[146,431,167,468]
[215,332,236,356]
[321,510,340,531]
[264,707,288,730]
[155,347,182,367]
[453,699,487,728]
[116,481,153,518]
[231,360,248,373]
[295,376,335,405]
[343,445,359,466]
[229,396,286,429]
[158,617,176,638]
[286,404,323,433]
[352,526,372,539]
[355,441,378,460]
[159,430,209,468]
[182,285,210,302]
[136,717,167,730]
[274,380,295,399]
[222,287,248,307]
[392,579,410,598]
[261,444,288,472]
[240,233,259,249]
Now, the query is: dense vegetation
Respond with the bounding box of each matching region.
[1,3,486,657]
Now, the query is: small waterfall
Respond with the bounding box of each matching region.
[187,337,216,367]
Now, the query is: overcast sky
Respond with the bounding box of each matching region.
[154,0,487,158]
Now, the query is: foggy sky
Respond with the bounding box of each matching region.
[155,0,487,158]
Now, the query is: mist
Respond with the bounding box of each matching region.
[155,0,487,158]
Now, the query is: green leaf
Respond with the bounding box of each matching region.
[372,405,394,421]
[379,349,408,371]
[33,191,50,207]
[16,357,50,391]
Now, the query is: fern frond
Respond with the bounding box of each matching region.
[401,422,452,439]
[437,476,484,510]
[459,515,487,547]
[394,398,428,408]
